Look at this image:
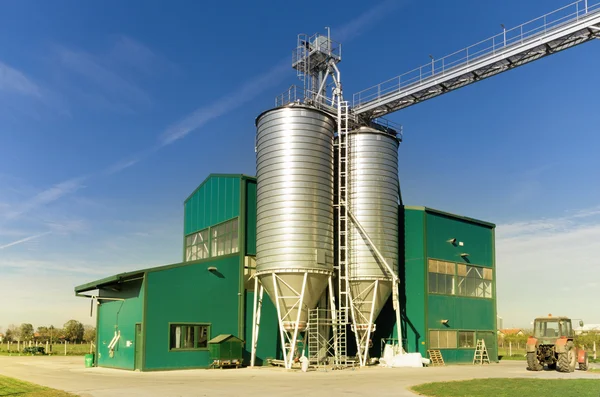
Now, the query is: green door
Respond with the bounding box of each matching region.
[477,331,497,363]
[134,323,143,370]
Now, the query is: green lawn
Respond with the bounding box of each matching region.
[0,374,76,396]
[412,379,600,397]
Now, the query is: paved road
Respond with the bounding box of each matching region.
[0,356,598,397]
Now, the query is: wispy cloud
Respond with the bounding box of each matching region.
[160,59,289,145]
[160,0,401,146]
[0,60,41,98]
[56,47,152,111]
[496,205,600,327]
[3,177,86,221]
[0,231,51,250]
[109,36,178,76]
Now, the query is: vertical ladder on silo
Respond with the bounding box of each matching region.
[334,100,350,368]
[307,309,319,367]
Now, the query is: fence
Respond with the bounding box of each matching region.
[0,341,94,356]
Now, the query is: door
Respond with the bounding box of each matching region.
[477,331,497,362]
[134,323,143,370]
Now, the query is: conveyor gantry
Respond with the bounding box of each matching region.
[352,0,600,120]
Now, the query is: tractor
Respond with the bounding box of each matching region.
[526,315,588,372]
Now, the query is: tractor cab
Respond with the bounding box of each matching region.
[533,316,573,342]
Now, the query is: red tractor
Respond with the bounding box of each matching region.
[526,315,588,372]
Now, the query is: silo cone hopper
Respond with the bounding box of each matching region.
[349,278,393,363]
[257,270,331,368]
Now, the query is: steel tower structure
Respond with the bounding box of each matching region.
[252,0,600,369]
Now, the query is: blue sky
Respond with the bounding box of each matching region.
[1,0,599,330]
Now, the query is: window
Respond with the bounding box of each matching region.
[457,264,493,298]
[458,331,476,348]
[429,330,457,348]
[428,260,455,295]
[184,218,239,262]
[185,229,209,261]
[169,324,209,350]
[211,218,239,257]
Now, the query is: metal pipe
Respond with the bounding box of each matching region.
[288,272,308,369]
[362,280,378,366]
[272,273,289,368]
[250,277,259,367]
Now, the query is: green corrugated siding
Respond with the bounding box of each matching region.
[245,180,257,256]
[184,176,241,235]
[244,290,280,365]
[425,212,493,267]
[402,208,427,356]
[96,279,144,370]
[144,257,241,370]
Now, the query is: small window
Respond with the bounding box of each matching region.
[429,330,457,349]
[185,229,209,261]
[210,218,239,258]
[169,324,209,350]
[428,260,455,295]
[458,331,476,348]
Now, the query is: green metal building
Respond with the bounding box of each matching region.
[399,206,498,363]
[75,175,497,370]
[75,174,279,371]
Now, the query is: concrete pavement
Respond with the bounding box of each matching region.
[0,356,598,397]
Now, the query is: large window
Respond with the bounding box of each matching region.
[428,260,455,295]
[184,218,239,261]
[211,218,239,257]
[458,331,476,348]
[457,264,493,298]
[169,324,209,350]
[429,330,457,349]
[185,229,209,261]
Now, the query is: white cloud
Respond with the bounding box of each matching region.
[159,0,402,146]
[0,61,41,98]
[0,232,51,250]
[496,206,600,328]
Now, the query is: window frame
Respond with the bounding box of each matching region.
[427,259,456,296]
[168,322,211,352]
[457,263,493,299]
[184,217,240,262]
[457,330,477,349]
[428,329,458,349]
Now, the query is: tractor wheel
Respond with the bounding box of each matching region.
[527,352,543,371]
[579,352,589,371]
[568,343,577,372]
[557,352,570,372]
[557,343,577,373]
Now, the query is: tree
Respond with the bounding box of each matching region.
[83,325,96,343]
[19,324,34,341]
[8,324,21,342]
[36,326,50,343]
[63,320,84,343]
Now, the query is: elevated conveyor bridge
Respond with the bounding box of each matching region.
[352,0,600,120]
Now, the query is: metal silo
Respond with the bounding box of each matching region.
[255,105,335,368]
[346,126,400,363]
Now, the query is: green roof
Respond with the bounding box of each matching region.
[208,334,243,344]
[404,205,495,228]
[74,269,146,293]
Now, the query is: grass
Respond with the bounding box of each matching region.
[0,374,76,396]
[412,379,600,397]
[0,343,92,356]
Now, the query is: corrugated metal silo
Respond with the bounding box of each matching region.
[346,127,400,339]
[255,105,335,334]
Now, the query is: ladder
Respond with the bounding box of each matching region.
[307,309,320,367]
[427,350,445,366]
[473,339,490,365]
[334,100,350,367]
